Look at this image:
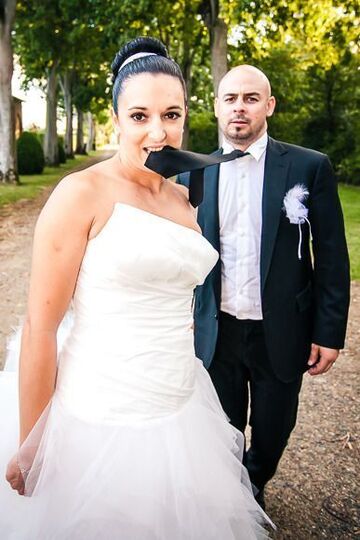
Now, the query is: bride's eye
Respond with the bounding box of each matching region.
[165,112,181,120]
[131,113,146,122]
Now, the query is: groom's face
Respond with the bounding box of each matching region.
[215,66,276,149]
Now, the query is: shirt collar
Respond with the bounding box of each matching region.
[222,131,268,162]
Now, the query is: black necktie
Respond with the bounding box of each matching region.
[145,145,249,207]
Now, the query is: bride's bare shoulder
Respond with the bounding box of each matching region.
[41,156,115,218]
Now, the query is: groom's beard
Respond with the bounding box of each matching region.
[223,118,266,146]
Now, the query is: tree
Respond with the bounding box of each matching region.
[87,0,210,147]
[57,4,107,158]
[72,68,108,154]
[15,0,100,164]
[0,0,18,183]
[227,0,359,176]
[15,0,65,165]
[200,0,228,95]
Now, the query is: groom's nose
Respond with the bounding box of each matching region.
[233,97,246,112]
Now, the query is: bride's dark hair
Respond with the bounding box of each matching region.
[111,37,187,114]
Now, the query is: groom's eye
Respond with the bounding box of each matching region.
[245,95,260,103]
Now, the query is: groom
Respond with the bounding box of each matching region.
[178,65,350,506]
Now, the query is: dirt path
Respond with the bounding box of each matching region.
[0,158,358,537]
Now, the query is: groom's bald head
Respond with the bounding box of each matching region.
[217,65,272,98]
[215,65,276,150]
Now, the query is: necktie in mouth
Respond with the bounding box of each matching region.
[144,145,249,207]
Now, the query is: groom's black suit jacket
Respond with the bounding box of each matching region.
[178,137,350,383]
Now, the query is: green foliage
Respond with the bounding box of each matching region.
[33,131,66,164]
[58,137,66,164]
[14,0,359,168]
[188,111,218,153]
[17,132,45,175]
[337,154,360,186]
[228,0,359,180]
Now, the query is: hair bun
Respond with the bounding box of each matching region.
[111,37,169,83]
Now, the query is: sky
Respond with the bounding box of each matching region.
[11,62,47,130]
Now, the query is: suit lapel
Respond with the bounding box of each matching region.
[198,149,222,252]
[261,138,289,292]
[198,149,222,307]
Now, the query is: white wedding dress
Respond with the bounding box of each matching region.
[0,203,271,539]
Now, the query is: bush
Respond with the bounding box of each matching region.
[268,112,307,145]
[17,131,45,175]
[36,131,44,147]
[58,137,66,164]
[337,153,360,185]
[188,111,218,153]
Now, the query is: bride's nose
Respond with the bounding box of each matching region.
[148,119,166,143]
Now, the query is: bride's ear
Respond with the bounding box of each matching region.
[111,108,120,135]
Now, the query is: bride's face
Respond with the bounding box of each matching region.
[114,73,186,171]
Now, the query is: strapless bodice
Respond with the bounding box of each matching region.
[56,203,218,424]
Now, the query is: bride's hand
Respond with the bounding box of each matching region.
[6,455,25,495]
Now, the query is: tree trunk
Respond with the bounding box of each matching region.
[202,0,228,146]
[210,17,228,96]
[75,107,85,154]
[179,0,194,150]
[182,60,192,150]
[86,112,95,153]
[211,18,228,146]
[0,0,18,183]
[44,63,59,165]
[60,71,74,159]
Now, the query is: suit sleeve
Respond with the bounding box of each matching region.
[309,155,350,349]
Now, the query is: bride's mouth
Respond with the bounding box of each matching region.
[144,146,165,154]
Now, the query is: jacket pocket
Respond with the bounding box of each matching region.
[296,282,312,312]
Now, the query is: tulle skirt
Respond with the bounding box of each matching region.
[0,337,272,539]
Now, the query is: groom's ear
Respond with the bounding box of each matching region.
[266,96,276,118]
[214,97,219,118]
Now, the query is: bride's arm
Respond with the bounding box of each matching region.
[6,175,95,495]
[18,177,95,445]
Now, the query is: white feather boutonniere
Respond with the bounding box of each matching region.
[283,184,312,259]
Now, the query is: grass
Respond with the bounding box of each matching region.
[338,184,360,281]
[0,152,99,207]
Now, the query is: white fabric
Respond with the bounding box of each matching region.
[119,52,157,71]
[219,133,267,319]
[0,203,271,539]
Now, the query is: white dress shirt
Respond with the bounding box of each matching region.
[218,132,268,319]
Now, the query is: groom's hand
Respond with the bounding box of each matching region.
[307,344,339,376]
[6,455,25,495]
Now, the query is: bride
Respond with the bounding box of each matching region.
[0,37,272,539]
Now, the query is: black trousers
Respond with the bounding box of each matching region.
[208,312,302,491]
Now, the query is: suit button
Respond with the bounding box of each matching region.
[214,314,218,320]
